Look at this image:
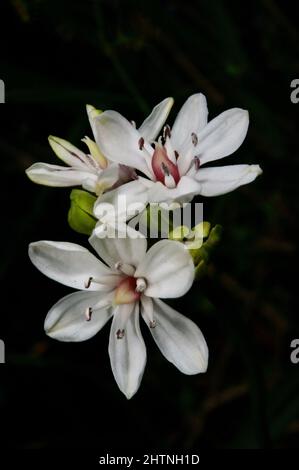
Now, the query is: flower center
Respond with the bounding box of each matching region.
[151,143,180,188]
[114,276,147,305]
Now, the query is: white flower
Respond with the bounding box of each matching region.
[92,93,262,204]
[26,99,173,196]
[28,235,208,399]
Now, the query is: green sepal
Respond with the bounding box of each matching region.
[68,189,97,235]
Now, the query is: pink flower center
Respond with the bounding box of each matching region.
[114,277,140,305]
[151,144,180,187]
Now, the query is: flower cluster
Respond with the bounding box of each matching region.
[27,93,262,398]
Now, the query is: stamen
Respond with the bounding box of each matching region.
[138,137,144,150]
[163,124,171,139]
[191,132,198,146]
[135,278,147,293]
[116,329,125,339]
[130,120,136,128]
[85,307,93,322]
[84,276,108,288]
[161,162,170,176]
[164,173,176,189]
[149,320,157,329]
[194,156,201,170]
[114,262,135,276]
[174,150,179,160]
[85,277,93,288]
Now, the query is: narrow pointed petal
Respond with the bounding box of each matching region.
[93,111,154,178]
[138,97,174,142]
[143,299,208,374]
[171,93,208,154]
[135,239,194,298]
[89,231,147,270]
[26,162,95,187]
[109,303,146,399]
[29,241,117,291]
[195,164,262,196]
[44,291,113,342]
[195,108,249,165]
[48,136,90,169]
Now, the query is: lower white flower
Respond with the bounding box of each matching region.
[28,235,208,399]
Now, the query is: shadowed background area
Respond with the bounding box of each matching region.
[0,0,298,450]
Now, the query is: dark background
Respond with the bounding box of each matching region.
[0,0,298,450]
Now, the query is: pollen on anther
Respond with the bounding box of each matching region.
[149,320,157,329]
[116,329,125,339]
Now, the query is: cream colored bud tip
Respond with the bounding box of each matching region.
[86,104,102,118]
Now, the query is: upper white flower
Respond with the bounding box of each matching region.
[25,100,172,196]
[92,93,262,204]
[28,235,208,399]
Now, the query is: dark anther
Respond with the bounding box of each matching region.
[191,132,198,146]
[174,150,179,159]
[194,156,200,170]
[85,307,93,322]
[138,137,144,150]
[161,162,170,176]
[149,320,157,329]
[163,125,171,139]
[85,277,93,288]
[116,329,125,339]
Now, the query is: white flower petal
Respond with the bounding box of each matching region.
[48,136,89,169]
[142,299,208,374]
[89,231,147,270]
[135,239,194,298]
[93,179,149,222]
[45,291,113,342]
[29,241,116,291]
[195,164,262,196]
[146,176,202,204]
[26,162,95,187]
[82,164,121,195]
[109,303,146,399]
[171,93,208,154]
[138,97,174,142]
[195,108,249,165]
[93,111,154,178]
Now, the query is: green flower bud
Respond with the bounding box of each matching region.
[68,189,97,235]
